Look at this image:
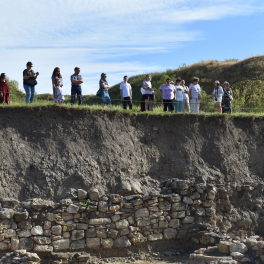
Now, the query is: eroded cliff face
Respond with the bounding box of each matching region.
[0,106,264,200]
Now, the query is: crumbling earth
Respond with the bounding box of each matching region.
[0,106,264,201]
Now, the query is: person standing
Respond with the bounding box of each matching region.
[174,79,184,113]
[23,61,39,104]
[71,67,83,106]
[0,73,10,104]
[52,67,63,102]
[140,87,146,112]
[213,80,224,113]
[222,81,233,114]
[181,80,190,113]
[99,73,112,108]
[189,77,201,114]
[158,78,176,113]
[120,76,132,110]
[142,74,154,111]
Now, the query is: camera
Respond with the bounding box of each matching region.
[215,98,217,101]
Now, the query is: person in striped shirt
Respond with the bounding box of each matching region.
[189,77,201,114]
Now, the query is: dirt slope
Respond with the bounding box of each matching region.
[0,106,264,200]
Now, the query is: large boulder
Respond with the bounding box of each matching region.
[14,211,29,222]
[229,243,248,254]
[52,239,70,251]
[0,208,15,219]
[114,236,131,248]
[19,238,34,251]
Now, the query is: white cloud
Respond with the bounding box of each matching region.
[0,0,263,95]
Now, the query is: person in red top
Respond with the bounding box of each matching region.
[0,73,10,104]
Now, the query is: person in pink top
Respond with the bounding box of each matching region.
[158,78,176,113]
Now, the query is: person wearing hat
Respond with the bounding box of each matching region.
[158,78,176,113]
[189,77,201,114]
[222,81,233,114]
[23,61,39,104]
[213,80,223,113]
[174,79,184,113]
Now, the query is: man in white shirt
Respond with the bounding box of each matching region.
[181,80,190,113]
[120,76,132,110]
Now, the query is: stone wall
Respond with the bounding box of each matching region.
[0,178,263,256]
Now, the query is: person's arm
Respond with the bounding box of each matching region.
[0,84,3,97]
[52,78,56,89]
[158,86,162,95]
[100,81,109,89]
[142,82,153,91]
[72,79,83,84]
[189,85,192,100]
[6,82,10,95]
[34,72,39,79]
[23,72,34,80]
[120,85,123,100]
[129,85,132,100]
[219,87,224,97]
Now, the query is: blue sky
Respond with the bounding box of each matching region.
[1,0,264,95]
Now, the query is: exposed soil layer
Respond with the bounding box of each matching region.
[0,106,264,200]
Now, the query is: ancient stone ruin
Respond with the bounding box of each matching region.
[0,178,264,263]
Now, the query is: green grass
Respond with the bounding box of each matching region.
[1,101,264,117]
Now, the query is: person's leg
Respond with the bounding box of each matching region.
[141,95,145,112]
[196,99,200,113]
[71,86,76,106]
[173,100,176,113]
[24,85,30,104]
[178,101,183,113]
[175,101,179,113]
[77,87,82,105]
[182,100,185,113]
[168,100,174,113]
[128,99,133,110]
[186,100,190,113]
[145,98,149,111]
[215,102,222,113]
[190,99,195,113]
[123,99,127,110]
[123,97,129,110]
[149,100,153,111]
[30,86,35,103]
[163,100,168,112]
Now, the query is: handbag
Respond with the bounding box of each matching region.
[96,89,101,96]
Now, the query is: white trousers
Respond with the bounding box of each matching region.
[190,99,200,114]
[182,99,190,113]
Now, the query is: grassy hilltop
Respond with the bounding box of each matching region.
[6,55,264,112]
[82,55,264,112]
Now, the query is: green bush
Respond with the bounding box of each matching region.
[232,80,264,112]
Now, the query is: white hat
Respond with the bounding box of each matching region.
[214,80,220,84]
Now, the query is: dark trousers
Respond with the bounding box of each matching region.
[141,94,149,112]
[71,85,82,106]
[163,99,174,112]
[123,97,133,110]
